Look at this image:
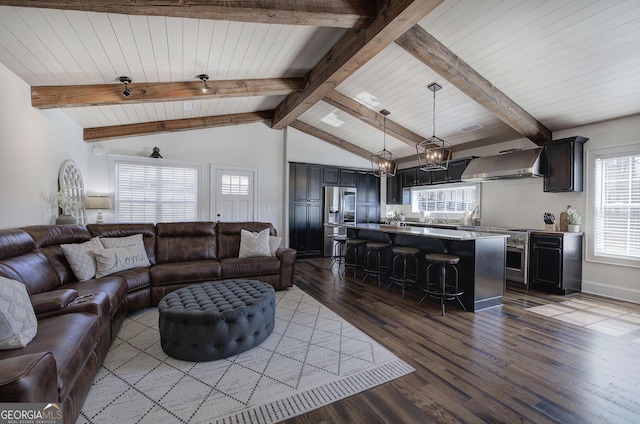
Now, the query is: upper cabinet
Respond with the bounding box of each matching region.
[540,136,589,192]
[323,167,357,186]
[293,163,323,202]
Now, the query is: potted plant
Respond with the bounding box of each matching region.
[387,210,403,227]
[567,207,582,232]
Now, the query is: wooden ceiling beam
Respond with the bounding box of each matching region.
[396,25,552,145]
[0,0,376,28]
[83,111,272,142]
[290,120,372,162]
[272,0,444,130]
[32,78,304,109]
[323,91,424,147]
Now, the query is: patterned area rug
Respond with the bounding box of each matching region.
[78,285,414,424]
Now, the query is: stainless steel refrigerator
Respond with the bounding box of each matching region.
[323,186,356,256]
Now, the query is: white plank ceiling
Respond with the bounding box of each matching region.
[0,0,639,157]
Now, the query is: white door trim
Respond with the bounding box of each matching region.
[210,164,259,222]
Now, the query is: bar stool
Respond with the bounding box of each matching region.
[329,235,348,272]
[344,239,367,277]
[362,242,390,287]
[386,246,420,298]
[420,253,465,316]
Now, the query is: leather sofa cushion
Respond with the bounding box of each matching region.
[151,260,222,286]
[0,251,59,295]
[0,229,36,260]
[0,312,101,401]
[61,276,128,318]
[88,223,157,265]
[216,222,275,259]
[30,289,79,315]
[107,267,150,292]
[220,257,280,279]
[156,222,216,263]
[23,226,93,286]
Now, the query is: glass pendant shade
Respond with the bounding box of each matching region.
[372,109,397,177]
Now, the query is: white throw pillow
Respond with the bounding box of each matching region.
[269,236,282,256]
[238,228,271,258]
[94,244,151,278]
[0,277,38,350]
[100,233,144,249]
[60,237,104,281]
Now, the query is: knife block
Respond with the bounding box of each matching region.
[544,223,556,231]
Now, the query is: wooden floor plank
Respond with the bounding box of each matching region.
[280,258,640,424]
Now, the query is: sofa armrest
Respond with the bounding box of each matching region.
[276,247,296,289]
[0,352,58,402]
[31,289,79,316]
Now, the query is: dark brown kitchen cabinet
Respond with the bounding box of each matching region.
[402,168,417,187]
[323,167,356,186]
[530,232,582,294]
[293,163,322,202]
[447,157,474,183]
[356,171,379,204]
[290,202,323,258]
[386,174,402,204]
[540,136,588,192]
[340,169,356,186]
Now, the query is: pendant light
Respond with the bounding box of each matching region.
[371,109,398,177]
[417,83,451,171]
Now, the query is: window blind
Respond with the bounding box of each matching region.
[114,161,199,223]
[594,153,640,260]
[411,185,477,214]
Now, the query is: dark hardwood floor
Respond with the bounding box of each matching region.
[281,258,640,424]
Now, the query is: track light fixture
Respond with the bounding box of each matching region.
[119,76,133,97]
[198,74,211,93]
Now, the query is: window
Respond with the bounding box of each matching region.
[221,174,249,195]
[591,147,640,264]
[410,184,479,215]
[110,156,201,223]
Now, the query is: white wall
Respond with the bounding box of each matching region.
[86,122,287,234]
[0,63,88,228]
[285,126,372,169]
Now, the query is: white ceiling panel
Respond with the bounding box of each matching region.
[0,1,639,156]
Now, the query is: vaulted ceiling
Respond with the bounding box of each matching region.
[1,0,639,163]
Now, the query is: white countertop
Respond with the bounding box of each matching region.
[341,223,509,241]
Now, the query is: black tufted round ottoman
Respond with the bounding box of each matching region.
[158,279,275,362]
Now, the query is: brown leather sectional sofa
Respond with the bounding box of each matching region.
[0,221,295,424]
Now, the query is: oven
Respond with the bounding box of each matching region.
[460,226,531,286]
[506,241,528,286]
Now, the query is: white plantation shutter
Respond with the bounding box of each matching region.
[411,185,478,214]
[113,158,200,223]
[594,152,640,261]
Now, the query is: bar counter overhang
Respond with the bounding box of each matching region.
[338,223,509,312]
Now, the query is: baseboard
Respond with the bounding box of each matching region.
[581,280,640,305]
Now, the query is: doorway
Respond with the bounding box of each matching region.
[211,165,257,222]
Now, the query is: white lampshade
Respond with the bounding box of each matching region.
[85,196,112,224]
[85,196,112,210]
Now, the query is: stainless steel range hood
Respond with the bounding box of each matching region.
[461,148,543,182]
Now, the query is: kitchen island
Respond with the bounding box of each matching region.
[342,223,508,312]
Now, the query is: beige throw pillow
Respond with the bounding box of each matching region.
[269,236,282,256]
[238,228,271,258]
[100,233,144,249]
[60,237,104,281]
[94,244,151,278]
[0,277,38,350]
